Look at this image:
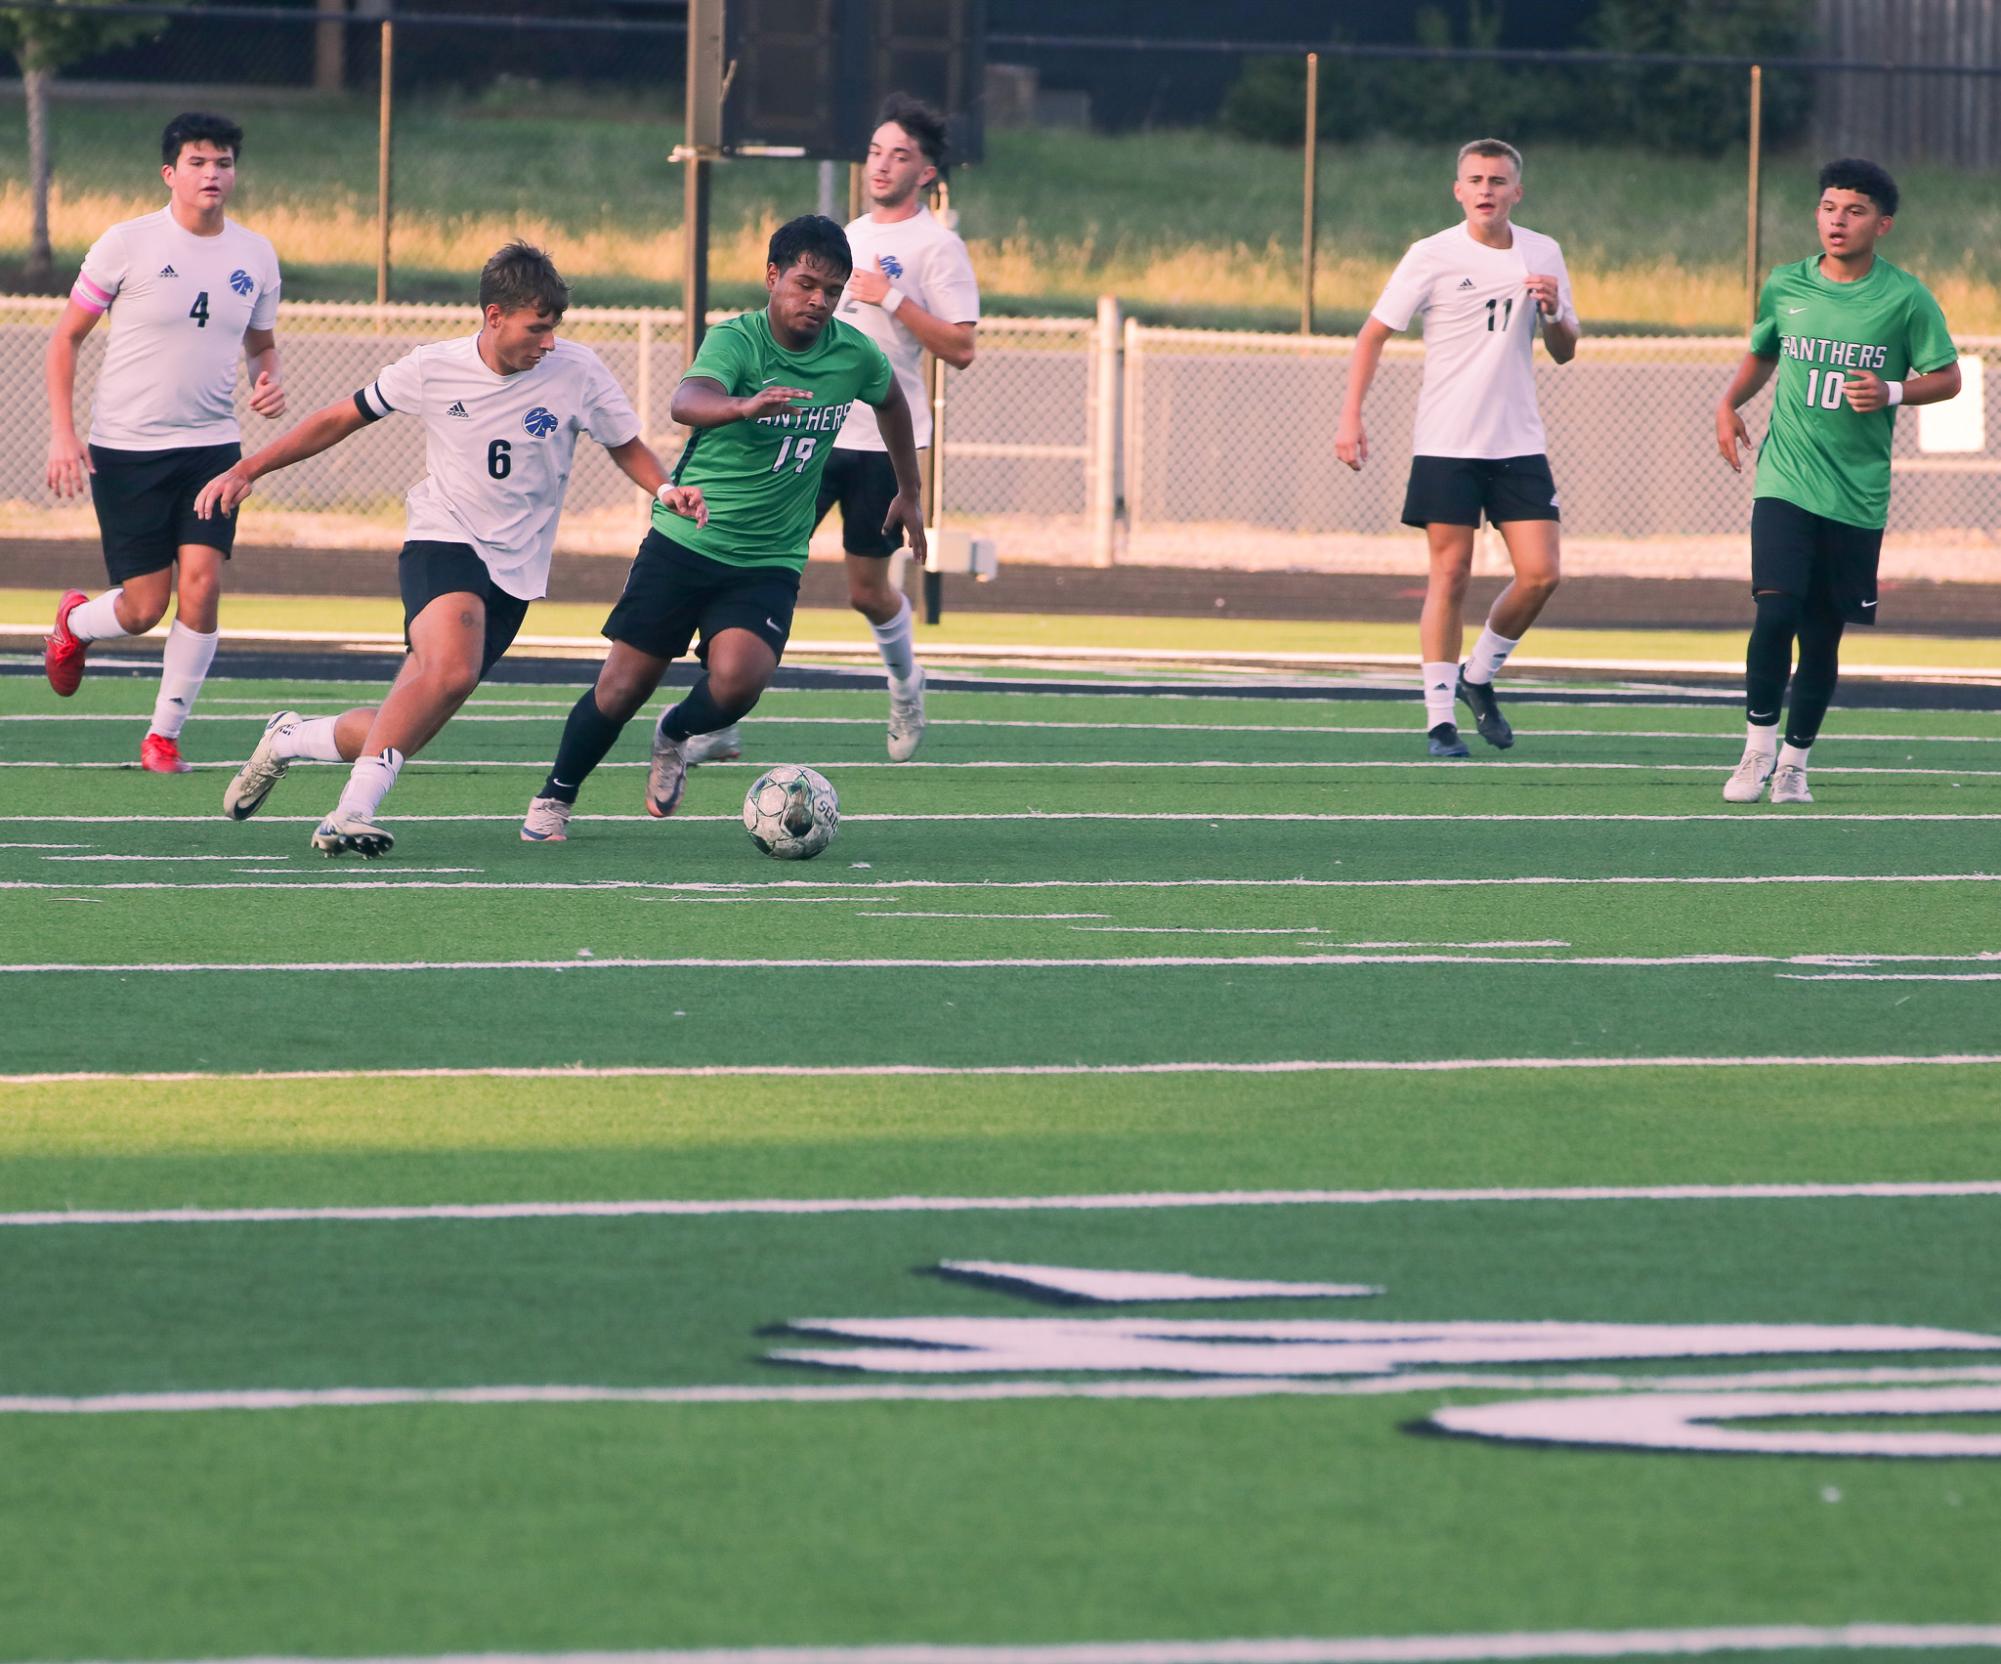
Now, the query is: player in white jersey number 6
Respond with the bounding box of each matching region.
[43,112,286,774]
[195,243,700,858]
[1335,138,1579,757]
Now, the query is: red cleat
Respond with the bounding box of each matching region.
[140,733,192,774]
[44,589,88,696]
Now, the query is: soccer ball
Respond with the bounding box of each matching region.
[742,764,839,859]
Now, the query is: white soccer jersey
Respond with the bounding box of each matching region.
[357,335,639,600]
[1371,222,1577,460]
[72,208,282,450]
[833,204,981,451]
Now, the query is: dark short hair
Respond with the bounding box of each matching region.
[161,112,243,167]
[767,215,853,278]
[876,92,949,171]
[1819,157,1899,217]
[479,240,571,316]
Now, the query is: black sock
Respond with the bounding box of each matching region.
[1745,591,1803,726]
[540,688,629,804]
[1784,608,1845,749]
[660,673,758,742]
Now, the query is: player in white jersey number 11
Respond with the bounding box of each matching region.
[1336,138,1579,758]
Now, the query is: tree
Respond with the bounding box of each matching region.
[1588,0,1817,155]
[0,1,162,288]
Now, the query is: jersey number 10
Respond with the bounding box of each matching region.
[1802,368,1849,410]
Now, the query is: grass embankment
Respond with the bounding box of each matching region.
[6,94,2000,330]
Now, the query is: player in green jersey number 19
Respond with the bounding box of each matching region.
[1714,158,1960,806]
[519,216,924,842]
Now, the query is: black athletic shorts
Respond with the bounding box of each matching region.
[601,527,800,663]
[813,446,903,557]
[1401,453,1560,529]
[398,540,532,677]
[1750,496,1884,627]
[88,441,242,579]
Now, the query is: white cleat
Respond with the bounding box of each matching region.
[645,723,689,818]
[222,709,301,821]
[310,814,394,859]
[520,794,573,842]
[1770,763,1814,805]
[887,665,927,763]
[682,723,742,767]
[1722,748,1777,804]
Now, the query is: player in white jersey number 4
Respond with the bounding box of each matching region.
[195,243,700,858]
[682,93,978,771]
[43,112,286,773]
[1336,139,1579,757]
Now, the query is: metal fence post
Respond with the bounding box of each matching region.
[1301,51,1319,337]
[375,15,393,314]
[1746,63,1764,335]
[1121,314,1143,542]
[1090,295,1122,567]
[635,310,654,448]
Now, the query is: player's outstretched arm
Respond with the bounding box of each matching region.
[243,327,286,420]
[193,396,370,519]
[1334,317,1395,472]
[869,379,928,566]
[604,435,709,529]
[44,298,103,498]
[1714,353,1778,473]
[670,376,812,429]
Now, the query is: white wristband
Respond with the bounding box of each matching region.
[880,288,906,317]
[655,483,678,506]
[1884,380,1904,406]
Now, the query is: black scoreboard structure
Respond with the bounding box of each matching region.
[721,0,985,168]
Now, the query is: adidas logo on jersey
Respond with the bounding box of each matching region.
[158,265,179,278]
[1456,277,1475,289]
[446,400,470,419]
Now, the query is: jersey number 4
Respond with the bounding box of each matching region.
[188,291,210,328]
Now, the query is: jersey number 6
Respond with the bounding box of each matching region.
[488,439,512,479]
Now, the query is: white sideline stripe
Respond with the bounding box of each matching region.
[2,1177,1998,1227]
[13,713,1998,743]
[11,758,2001,776]
[5,951,1998,974]
[11,813,2001,826]
[22,1626,2001,1664]
[1782,972,2001,982]
[4,874,1996,896]
[9,1368,2001,1421]
[5,1054,1998,1088]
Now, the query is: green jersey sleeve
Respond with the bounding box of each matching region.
[860,340,894,407]
[1905,284,1959,376]
[1748,276,1781,358]
[681,320,756,392]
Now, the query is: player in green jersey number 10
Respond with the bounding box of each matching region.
[1713,158,1960,806]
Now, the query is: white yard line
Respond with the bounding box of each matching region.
[2,1177,1998,1227]
[3,951,1996,974]
[3,874,1996,896]
[1781,972,2001,982]
[9,812,2000,825]
[42,854,288,863]
[7,758,2001,776]
[19,1625,2001,1664]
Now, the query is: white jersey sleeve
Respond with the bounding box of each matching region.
[1370,241,1438,334]
[580,353,641,448]
[923,233,982,325]
[73,224,131,315]
[361,345,428,419]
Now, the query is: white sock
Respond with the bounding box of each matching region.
[1746,720,1779,756]
[147,621,218,739]
[332,748,403,822]
[1777,741,1811,771]
[278,715,348,763]
[1464,625,1521,685]
[872,594,918,689]
[1422,661,1457,729]
[67,589,133,642]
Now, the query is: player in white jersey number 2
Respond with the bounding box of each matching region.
[43,112,286,773]
[682,93,978,769]
[1336,139,1579,757]
[195,243,701,858]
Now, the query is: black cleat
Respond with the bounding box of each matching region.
[1427,722,1471,758]
[1457,668,1514,749]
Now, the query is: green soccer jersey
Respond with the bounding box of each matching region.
[1749,254,1957,529]
[661,309,894,570]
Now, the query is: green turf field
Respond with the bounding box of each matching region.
[2,659,1999,1664]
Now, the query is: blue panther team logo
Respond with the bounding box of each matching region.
[523,406,559,438]
[878,254,904,279]
[229,269,255,296]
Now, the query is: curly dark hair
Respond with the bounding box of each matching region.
[877,92,949,171]
[161,112,243,166]
[767,214,853,278]
[1819,157,1899,218]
